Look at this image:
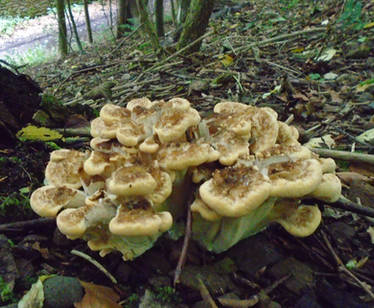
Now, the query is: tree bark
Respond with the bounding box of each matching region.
[84,0,93,43]
[117,0,130,38]
[155,0,164,38]
[136,0,162,52]
[177,0,215,54]
[178,0,191,24]
[56,0,68,57]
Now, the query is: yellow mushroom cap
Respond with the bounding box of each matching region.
[116,120,146,146]
[250,107,279,154]
[139,135,160,153]
[109,199,173,236]
[191,196,222,221]
[213,101,250,114]
[318,158,337,173]
[57,192,117,239]
[30,185,86,217]
[147,170,173,208]
[154,107,200,143]
[126,97,154,111]
[157,142,219,170]
[90,117,120,139]
[83,151,111,176]
[277,121,300,145]
[308,173,341,203]
[45,149,88,189]
[199,166,271,217]
[99,103,131,124]
[106,166,157,196]
[269,159,323,198]
[272,201,322,237]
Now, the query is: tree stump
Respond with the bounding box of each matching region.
[0,65,42,146]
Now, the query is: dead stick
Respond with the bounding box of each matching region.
[236,27,325,53]
[218,274,291,307]
[310,147,374,165]
[198,277,218,308]
[326,196,374,218]
[0,218,55,232]
[321,231,374,299]
[173,200,193,286]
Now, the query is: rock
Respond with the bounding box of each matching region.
[227,233,284,276]
[43,276,84,308]
[269,257,314,295]
[138,289,184,308]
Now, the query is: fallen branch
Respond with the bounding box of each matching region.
[218,274,291,307]
[71,249,117,284]
[0,218,55,232]
[310,147,374,165]
[326,196,374,218]
[236,27,325,53]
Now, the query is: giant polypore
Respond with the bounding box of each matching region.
[30,98,342,259]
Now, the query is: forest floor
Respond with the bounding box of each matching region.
[1,0,374,307]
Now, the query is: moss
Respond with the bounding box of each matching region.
[16,125,63,142]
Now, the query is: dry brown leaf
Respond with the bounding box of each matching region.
[74,281,121,308]
[328,90,342,104]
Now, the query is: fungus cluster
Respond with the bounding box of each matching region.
[30,98,341,259]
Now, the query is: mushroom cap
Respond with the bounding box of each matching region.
[109,199,173,236]
[277,121,299,145]
[308,173,341,203]
[106,166,157,196]
[250,107,279,154]
[139,135,160,153]
[126,97,154,111]
[318,158,337,173]
[157,142,219,170]
[116,120,146,146]
[256,144,312,162]
[269,159,323,198]
[30,185,86,217]
[57,191,117,239]
[154,107,200,143]
[191,196,222,221]
[214,101,250,114]
[45,149,88,189]
[90,117,120,139]
[199,166,271,217]
[83,151,111,176]
[147,170,173,207]
[99,103,131,124]
[272,201,322,237]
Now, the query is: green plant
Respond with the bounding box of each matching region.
[154,286,181,304]
[0,276,16,304]
[123,293,140,308]
[0,187,32,219]
[0,16,29,35]
[338,0,366,30]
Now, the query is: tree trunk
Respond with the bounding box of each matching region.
[155,0,164,38]
[117,0,130,38]
[178,0,191,24]
[177,0,215,54]
[84,0,93,43]
[66,0,83,52]
[136,0,162,52]
[56,0,68,57]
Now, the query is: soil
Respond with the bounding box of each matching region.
[1,0,374,307]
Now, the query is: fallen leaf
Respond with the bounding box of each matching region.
[18,279,44,308]
[74,281,121,308]
[367,226,374,244]
[304,134,335,149]
[316,48,336,62]
[328,90,343,103]
[220,54,234,67]
[363,22,374,29]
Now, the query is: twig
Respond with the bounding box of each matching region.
[218,274,291,307]
[110,23,143,55]
[197,277,218,308]
[236,27,325,53]
[325,196,374,218]
[321,231,374,299]
[173,196,193,286]
[309,147,374,165]
[136,30,214,82]
[71,249,117,284]
[0,218,55,232]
